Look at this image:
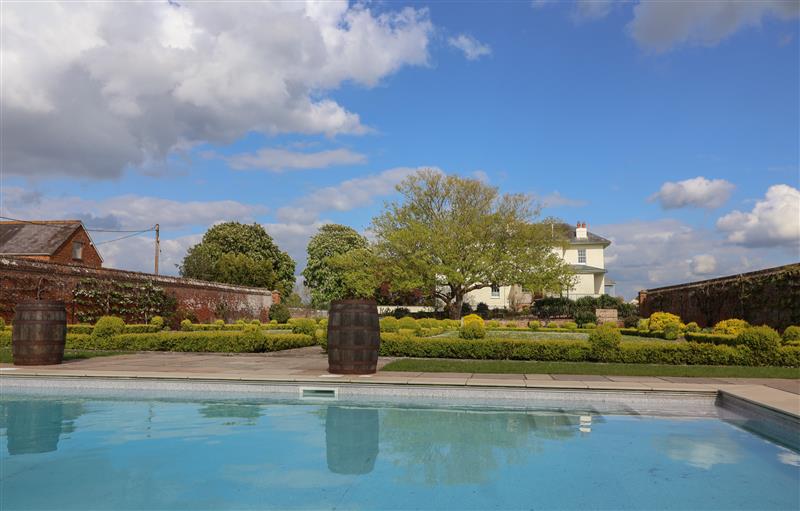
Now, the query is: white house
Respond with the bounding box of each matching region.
[464,221,612,309]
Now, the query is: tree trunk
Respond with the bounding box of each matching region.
[448,294,463,320]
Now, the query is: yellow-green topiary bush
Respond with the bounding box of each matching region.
[588,324,621,361]
[380,317,399,332]
[781,326,800,346]
[648,312,682,331]
[459,321,486,339]
[528,320,541,331]
[149,316,164,329]
[398,316,420,333]
[685,322,700,333]
[93,316,125,339]
[713,319,750,336]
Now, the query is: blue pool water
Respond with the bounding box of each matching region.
[1,390,798,510]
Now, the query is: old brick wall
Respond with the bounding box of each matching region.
[0,257,276,323]
[638,263,800,331]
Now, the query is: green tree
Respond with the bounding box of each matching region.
[372,169,574,319]
[180,222,295,294]
[302,224,369,308]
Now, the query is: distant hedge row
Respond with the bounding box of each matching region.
[0,330,314,354]
[378,335,800,367]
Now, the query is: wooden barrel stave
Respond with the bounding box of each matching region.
[327,299,380,374]
[12,301,67,366]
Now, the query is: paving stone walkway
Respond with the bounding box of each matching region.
[2,348,798,416]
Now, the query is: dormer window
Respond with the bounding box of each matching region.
[577,249,586,264]
[491,284,500,298]
[72,241,84,260]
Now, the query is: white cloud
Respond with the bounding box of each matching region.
[1,2,432,179]
[538,191,588,208]
[100,233,201,275]
[690,254,717,275]
[597,218,791,300]
[275,166,435,224]
[221,147,366,172]
[716,184,800,248]
[447,34,492,60]
[1,187,266,231]
[628,0,800,53]
[649,176,735,209]
[471,170,490,183]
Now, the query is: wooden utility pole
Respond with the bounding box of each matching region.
[154,224,160,275]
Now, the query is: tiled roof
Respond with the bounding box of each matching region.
[0,221,82,255]
[557,223,611,246]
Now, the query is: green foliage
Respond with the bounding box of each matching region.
[67,324,94,335]
[393,307,412,318]
[647,312,682,331]
[65,331,314,353]
[398,316,420,333]
[713,319,750,336]
[685,332,739,346]
[180,222,295,295]
[528,320,541,331]
[324,248,381,300]
[73,278,176,324]
[622,315,640,328]
[269,302,291,324]
[736,326,781,365]
[573,309,597,326]
[583,323,597,329]
[92,316,125,339]
[486,320,501,328]
[377,335,800,367]
[181,319,193,331]
[302,224,369,308]
[637,319,649,332]
[620,328,668,339]
[588,324,621,361]
[0,318,4,329]
[685,322,700,333]
[459,321,486,339]
[563,321,578,330]
[291,319,317,339]
[317,328,328,352]
[663,323,681,340]
[782,326,800,346]
[318,318,328,330]
[150,316,165,329]
[476,302,490,318]
[380,317,400,332]
[370,170,575,318]
[460,302,473,316]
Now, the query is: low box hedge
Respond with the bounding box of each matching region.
[66,324,164,335]
[66,331,314,353]
[378,335,800,367]
[685,332,739,346]
[620,328,668,339]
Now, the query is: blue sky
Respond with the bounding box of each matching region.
[1,0,798,299]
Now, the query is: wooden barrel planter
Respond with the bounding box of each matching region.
[327,299,380,374]
[12,300,67,366]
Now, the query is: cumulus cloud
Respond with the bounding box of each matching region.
[628,0,800,53]
[649,176,735,209]
[447,34,492,60]
[100,233,201,275]
[597,218,791,299]
[716,184,800,248]
[1,2,432,179]
[219,147,366,172]
[275,166,435,224]
[690,254,717,275]
[1,187,266,231]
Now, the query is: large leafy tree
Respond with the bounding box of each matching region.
[180,222,295,295]
[372,170,575,318]
[302,224,369,308]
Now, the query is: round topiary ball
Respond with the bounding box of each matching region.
[736,326,781,365]
[588,323,621,362]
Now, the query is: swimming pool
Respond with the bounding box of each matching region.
[1,380,798,510]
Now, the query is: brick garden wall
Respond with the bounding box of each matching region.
[638,263,800,331]
[0,257,278,323]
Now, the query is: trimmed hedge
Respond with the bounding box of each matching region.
[685,332,739,346]
[67,324,164,334]
[620,328,667,339]
[377,335,800,367]
[65,331,315,353]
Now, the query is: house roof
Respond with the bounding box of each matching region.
[561,223,611,246]
[570,264,607,274]
[0,220,88,256]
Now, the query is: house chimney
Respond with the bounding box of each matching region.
[576,221,588,239]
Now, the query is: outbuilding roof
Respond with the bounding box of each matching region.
[0,220,86,256]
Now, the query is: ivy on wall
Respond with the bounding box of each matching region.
[73,278,177,323]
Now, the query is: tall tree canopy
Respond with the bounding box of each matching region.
[302,224,369,308]
[180,222,295,295]
[372,170,575,318]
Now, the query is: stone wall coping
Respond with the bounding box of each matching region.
[642,263,799,294]
[0,256,276,296]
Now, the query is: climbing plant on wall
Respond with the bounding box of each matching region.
[73,278,177,323]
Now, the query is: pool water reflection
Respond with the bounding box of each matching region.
[1,394,798,510]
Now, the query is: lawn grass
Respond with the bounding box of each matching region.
[0,348,127,364]
[382,358,800,378]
